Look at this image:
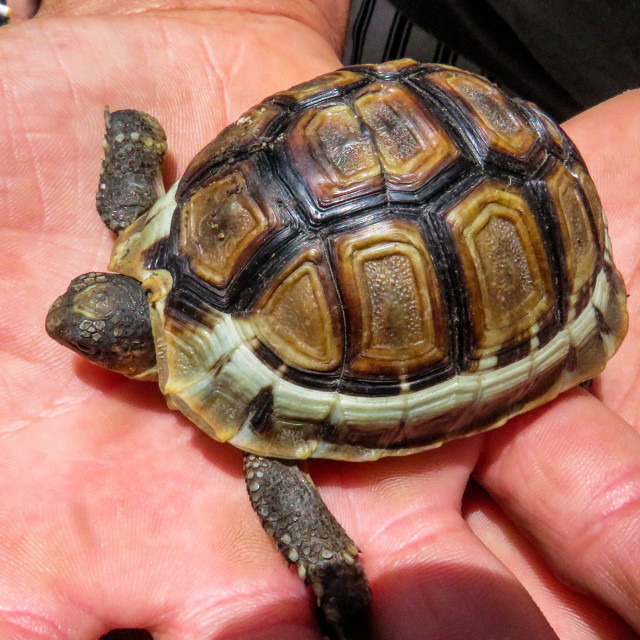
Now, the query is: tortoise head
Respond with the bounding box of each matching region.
[46,272,157,379]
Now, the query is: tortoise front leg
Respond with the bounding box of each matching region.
[244,454,371,640]
[97,108,167,234]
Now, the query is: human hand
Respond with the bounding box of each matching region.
[1,2,638,638]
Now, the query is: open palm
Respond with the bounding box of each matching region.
[1,3,639,639]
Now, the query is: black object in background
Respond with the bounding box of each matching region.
[0,1,10,27]
[389,0,640,120]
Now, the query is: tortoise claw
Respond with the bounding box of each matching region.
[312,560,371,640]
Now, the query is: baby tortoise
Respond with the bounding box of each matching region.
[46,59,628,639]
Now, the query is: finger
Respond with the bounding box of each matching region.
[476,388,640,633]
[6,0,38,21]
[367,516,559,640]
[562,90,640,425]
[313,442,558,640]
[464,481,637,640]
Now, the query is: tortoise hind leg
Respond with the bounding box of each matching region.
[244,454,371,640]
[97,107,167,234]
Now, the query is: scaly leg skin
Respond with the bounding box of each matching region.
[97,108,167,234]
[244,454,371,640]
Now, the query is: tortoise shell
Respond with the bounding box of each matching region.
[110,59,628,461]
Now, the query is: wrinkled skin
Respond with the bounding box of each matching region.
[2,2,640,639]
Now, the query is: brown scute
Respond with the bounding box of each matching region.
[427,69,539,159]
[336,421,404,450]
[565,344,579,371]
[445,181,555,356]
[353,58,420,78]
[353,83,459,191]
[364,255,425,348]
[334,401,469,451]
[254,249,343,372]
[361,93,422,165]
[515,358,567,415]
[274,69,364,103]
[313,107,376,177]
[392,357,565,451]
[333,219,448,377]
[593,307,609,335]
[574,165,605,248]
[573,330,607,373]
[546,165,599,300]
[164,282,221,332]
[525,101,566,150]
[288,104,383,210]
[494,338,533,368]
[180,169,275,288]
[140,236,171,271]
[178,103,283,199]
[298,344,570,454]
[603,269,628,339]
[474,216,536,319]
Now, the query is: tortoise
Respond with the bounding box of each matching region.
[46,59,628,639]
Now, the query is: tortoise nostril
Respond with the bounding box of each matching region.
[45,306,64,339]
[72,340,99,356]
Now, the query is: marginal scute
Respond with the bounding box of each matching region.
[354,58,420,78]
[372,58,420,76]
[353,83,460,191]
[178,103,283,197]
[573,165,605,248]
[526,101,566,149]
[274,69,363,103]
[428,69,537,158]
[180,169,272,287]
[160,301,222,389]
[157,302,275,444]
[334,220,448,376]
[253,250,343,372]
[546,165,598,302]
[288,104,383,211]
[571,330,606,377]
[446,182,555,356]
